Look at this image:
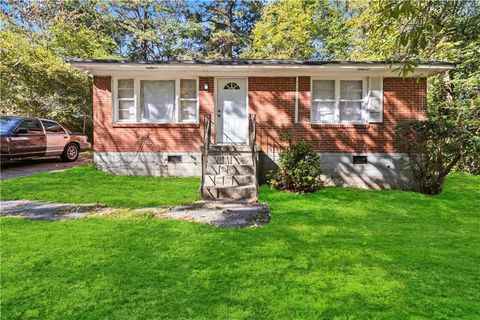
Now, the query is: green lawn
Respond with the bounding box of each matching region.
[1,170,479,319]
[0,164,199,207]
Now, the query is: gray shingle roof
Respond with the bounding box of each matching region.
[66,58,454,66]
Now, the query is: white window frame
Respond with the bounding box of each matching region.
[113,78,137,123]
[112,76,199,124]
[310,77,368,124]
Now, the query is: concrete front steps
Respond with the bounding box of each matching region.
[201,145,258,202]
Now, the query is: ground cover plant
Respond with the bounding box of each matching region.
[1,169,479,319]
[0,164,199,208]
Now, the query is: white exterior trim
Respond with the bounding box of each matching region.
[310,76,368,125]
[111,77,200,125]
[215,77,249,145]
[73,62,452,77]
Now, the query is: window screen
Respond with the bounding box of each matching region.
[312,80,336,123]
[179,79,197,122]
[340,80,363,122]
[117,79,136,121]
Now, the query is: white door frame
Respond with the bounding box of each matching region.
[215,77,249,145]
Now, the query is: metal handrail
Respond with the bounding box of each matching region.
[249,114,258,199]
[255,122,285,157]
[200,113,212,198]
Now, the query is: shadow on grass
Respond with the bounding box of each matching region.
[1,173,479,318]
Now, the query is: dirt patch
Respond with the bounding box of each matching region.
[1,200,271,227]
[0,200,104,221]
[159,202,270,228]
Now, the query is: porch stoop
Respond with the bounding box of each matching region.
[202,145,258,202]
[200,114,259,202]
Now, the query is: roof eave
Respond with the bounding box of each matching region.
[67,59,454,77]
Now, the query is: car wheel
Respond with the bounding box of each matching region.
[61,143,79,162]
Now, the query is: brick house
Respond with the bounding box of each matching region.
[69,59,452,201]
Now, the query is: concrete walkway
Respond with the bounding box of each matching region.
[0,200,270,227]
[0,156,91,180]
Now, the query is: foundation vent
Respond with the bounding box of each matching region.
[353,155,368,164]
[168,155,182,163]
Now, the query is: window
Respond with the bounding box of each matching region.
[0,117,20,134]
[141,80,175,122]
[114,78,198,123]
[41,120,65,133]
[340,80,363,122]
[117,79,136,121]
[312,80,336,123]
[311,79,366,124]
[223,82,240,90]
[179,79,198,122]
[17,119,43,134]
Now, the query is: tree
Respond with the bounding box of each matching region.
[1,1,117,138]
[248,0,351,60]
[189,0,263,59]
[0,30,93,133]
[108,0,201,60]
[348,0,480,173]
[394,116,466,194]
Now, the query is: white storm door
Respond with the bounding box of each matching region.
[217,78,248,144]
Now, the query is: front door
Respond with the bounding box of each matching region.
[217,78,247,144]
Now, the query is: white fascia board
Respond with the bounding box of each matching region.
[71,62,453,77]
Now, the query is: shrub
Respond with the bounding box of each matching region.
[394,118,464,195]
[428,99,480,175]
[267,140,324,193]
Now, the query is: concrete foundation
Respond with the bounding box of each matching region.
[258,152,412,190]
[94,152,202,177]
[94,151,412,189]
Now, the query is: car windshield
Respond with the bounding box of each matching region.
[0,117,20,134]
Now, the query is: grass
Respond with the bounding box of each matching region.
[0,164,199,207]
[1,169,479,319]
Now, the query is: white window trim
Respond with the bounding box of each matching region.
[112,76,199,124]
[310,77,367,124]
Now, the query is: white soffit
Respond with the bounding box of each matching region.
[69,61,454,77]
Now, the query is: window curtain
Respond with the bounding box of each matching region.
[141,80,175,122]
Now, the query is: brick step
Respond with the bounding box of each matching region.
[206,164,255,175]
[202,185,257,202]
[207,154,253,165]
[209,145,251,153]
[204,174,255,187]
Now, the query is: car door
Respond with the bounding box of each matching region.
[41,120,69,156]
[10,118,47,157]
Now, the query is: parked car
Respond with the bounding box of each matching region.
[0,116,91,162]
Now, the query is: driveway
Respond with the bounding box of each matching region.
[1,155,92,180]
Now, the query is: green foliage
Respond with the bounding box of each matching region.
[0,30,94,135]
[268,140,324,193]
[394,116,467,194]
[190,0,263,59]
[2,173,480,318]
[428,97,480,174]
[1,2,118,138]
[0,164,200,208]
[248,0,351,59]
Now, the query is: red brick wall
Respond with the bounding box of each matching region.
[249,77,427,153]
[92,76,214,152]
[93,75,426,154]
